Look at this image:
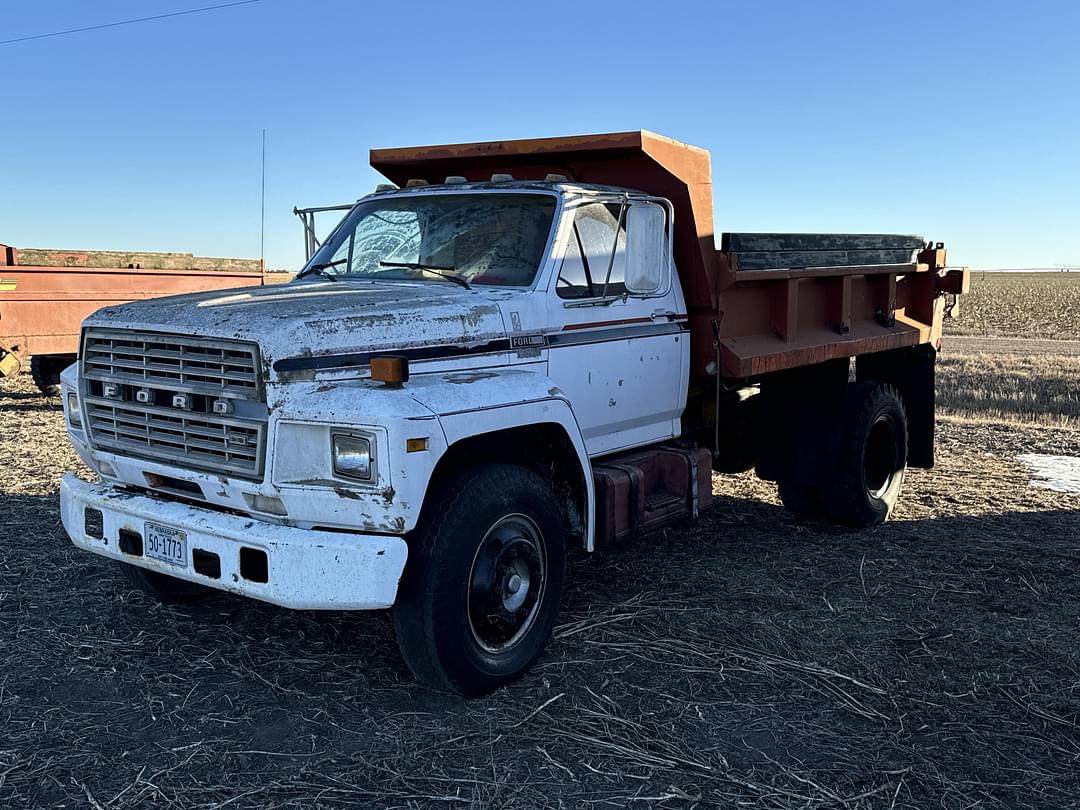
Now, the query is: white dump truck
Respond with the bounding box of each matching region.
[59,131,968,695]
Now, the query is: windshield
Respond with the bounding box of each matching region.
[300,192,557,287]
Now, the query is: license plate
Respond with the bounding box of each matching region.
[144,522,187,567]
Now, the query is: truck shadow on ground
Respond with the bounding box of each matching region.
[0,386,62,412]
[1,401,62,414]
[4,489,1080,808]
[0,389,53,400]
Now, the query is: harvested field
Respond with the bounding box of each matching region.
[937,346,1080,426]
[947,272,1080,340]
[937,272,1080,425]
[3,371,1080,809]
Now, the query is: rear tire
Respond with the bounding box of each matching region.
[117,562,213,603]
[823,382,908,527]
[393,464,566,697]
[777,480,825,520]
[30,355,67,396]
[712,392,759,474]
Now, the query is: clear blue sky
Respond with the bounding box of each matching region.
[2,0,1077,271]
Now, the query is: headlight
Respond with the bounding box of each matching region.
[66,391,82,428]
[332,433,372,480]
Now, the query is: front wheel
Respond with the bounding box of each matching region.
[117,561,213,603]
[393,464,566,696]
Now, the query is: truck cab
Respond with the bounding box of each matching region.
[59,131,967,696]
[295,179,690,458]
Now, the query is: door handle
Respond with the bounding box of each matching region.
[650,309,677,321]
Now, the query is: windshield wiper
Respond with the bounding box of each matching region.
[297,257,348,281]
[379,261,471,290]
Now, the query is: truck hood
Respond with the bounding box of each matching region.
[83,279,509,377]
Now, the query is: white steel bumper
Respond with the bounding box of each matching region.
[59,475,408,610]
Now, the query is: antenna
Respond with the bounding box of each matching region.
[260,128,266,270]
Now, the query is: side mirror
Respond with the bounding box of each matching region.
[624,203,667,295]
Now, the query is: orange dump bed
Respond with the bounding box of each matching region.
[371,131,969,378]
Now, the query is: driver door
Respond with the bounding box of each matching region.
[546,198,688,457]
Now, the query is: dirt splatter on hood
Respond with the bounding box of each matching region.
[84,279,509,374]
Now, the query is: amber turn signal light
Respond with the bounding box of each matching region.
[371,355,409,386]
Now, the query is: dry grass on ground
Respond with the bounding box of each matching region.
[937,350,1080,427]
[947,272,1080,340]
[3,375,1080,809]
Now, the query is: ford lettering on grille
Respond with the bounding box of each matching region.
[81,329,267,479]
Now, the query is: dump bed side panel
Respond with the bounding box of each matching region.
[714,235,968,378]
[721,233,926,270]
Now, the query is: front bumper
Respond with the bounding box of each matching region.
[59,475,408,610]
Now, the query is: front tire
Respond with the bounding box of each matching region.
[117,562,213,603]
[393,464,566,696]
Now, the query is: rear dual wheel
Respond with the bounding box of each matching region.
[826,382,907,527]
[778,382,907,528]
[393,464,566,697]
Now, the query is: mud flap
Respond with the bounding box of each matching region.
[754,358,849,484]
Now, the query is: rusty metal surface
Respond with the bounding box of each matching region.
[0,263,264,360]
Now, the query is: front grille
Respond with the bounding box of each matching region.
[83,330,260,398]
[85,399,264,477]
[81,329,267,479]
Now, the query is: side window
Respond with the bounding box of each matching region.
[556,203,626,299]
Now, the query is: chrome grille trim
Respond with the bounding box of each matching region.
[85,398,264,477]
[83,329,261,399]
[81,329,267,479]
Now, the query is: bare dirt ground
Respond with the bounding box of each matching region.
[3,371,1080,809]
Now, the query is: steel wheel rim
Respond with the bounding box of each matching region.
[467,513,547,654]
[865,414,898,498]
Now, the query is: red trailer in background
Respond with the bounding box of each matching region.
[0,244,267,394]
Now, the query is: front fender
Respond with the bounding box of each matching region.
[269,370,594,545]
[405,369,596,549]
[266,378,446,534]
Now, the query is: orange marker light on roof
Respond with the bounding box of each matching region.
[371,356,409,387]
